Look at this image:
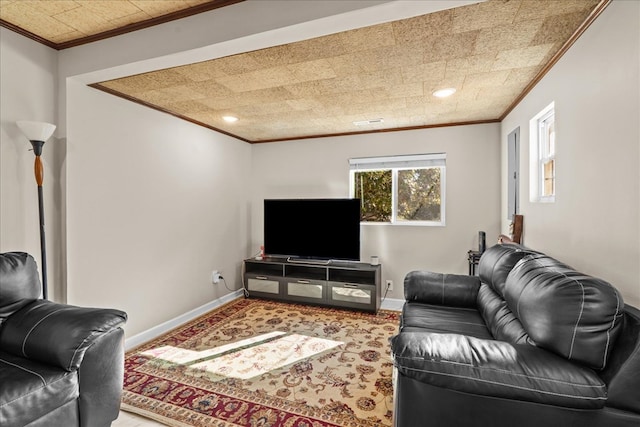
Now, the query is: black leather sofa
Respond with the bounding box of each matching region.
[0,252,128,427]
[391,244,640,427]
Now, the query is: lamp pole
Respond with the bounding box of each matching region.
[17,121,56,300]
[31,140,48,299]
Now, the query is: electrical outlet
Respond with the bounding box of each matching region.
[211,270,221,284]
[386,279,393,291]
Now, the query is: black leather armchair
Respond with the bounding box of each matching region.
[0,252,127,427]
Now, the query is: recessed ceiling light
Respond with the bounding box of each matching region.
[223,115,238,123]
[432,88,457,98]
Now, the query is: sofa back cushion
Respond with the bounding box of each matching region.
[505,254,624,370]
[477,244,539,297]
[0,252,40,326]
[477,284,531,345]
[476,245,541,345]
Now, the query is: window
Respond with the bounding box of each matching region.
[530,103,555,202]
[349,153,445,225]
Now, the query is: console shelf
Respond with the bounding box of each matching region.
[243,257,382,312]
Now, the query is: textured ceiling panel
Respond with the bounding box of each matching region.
[0,0,227,46]
[92,0,603,142]
[0,0,606,142]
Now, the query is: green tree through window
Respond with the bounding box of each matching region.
[354,170,392,221]
[397,168,441,222]
[350,154,446,225]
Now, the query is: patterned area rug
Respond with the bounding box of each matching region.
[122,298,400,426]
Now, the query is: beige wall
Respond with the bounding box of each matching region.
[0,28,65,301]
[66,79,252,336]
[251,124,502,300]
[500,0,640,307]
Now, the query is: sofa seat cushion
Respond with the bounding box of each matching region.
[401,302,493,340]
[0,351,78,426]
[391,332,607,410]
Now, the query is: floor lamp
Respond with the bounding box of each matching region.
[16,120,56,300]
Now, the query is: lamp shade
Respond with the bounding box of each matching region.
[16,121,56,142]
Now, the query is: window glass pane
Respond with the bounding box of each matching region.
[543,160,554,196]
[546,118,555,156]
[353,170,392,222]
[397,168,441,222]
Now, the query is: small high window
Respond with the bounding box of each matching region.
[530,103,555,202]
[349,154,446,225]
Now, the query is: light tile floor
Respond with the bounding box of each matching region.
[113,411,168,427]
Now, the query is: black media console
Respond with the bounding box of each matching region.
[243,257,382,312]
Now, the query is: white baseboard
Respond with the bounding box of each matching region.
[125,291,403,350]
[125,290,244,350]
[381,297,404,312]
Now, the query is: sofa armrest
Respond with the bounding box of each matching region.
[78,327,126,425]
[0,300,127,371]
[404,271,480,307]
[390,332,606,409]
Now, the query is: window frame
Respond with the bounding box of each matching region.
[349,153,446,226]
[529,102,556,203]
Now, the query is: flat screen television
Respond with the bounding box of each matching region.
[264,198,360,261]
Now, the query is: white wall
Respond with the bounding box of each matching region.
[66,80,251,336]
[0,28,65,301]
[500,0,640,307]
[251,123,501,299]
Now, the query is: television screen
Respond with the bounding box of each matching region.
[264,198,361,261]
